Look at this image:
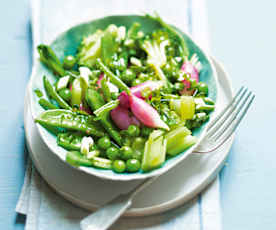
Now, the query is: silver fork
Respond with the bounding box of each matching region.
[80,86,255,230]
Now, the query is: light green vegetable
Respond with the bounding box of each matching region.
[167,135,197,156]
[78,30,104,67]
[141,130,167,171]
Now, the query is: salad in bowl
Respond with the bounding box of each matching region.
[30,14,217,180]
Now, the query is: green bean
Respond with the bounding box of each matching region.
[37,45,66,77]
[101,76,111,101]
[35,109,105,137]
[86,88,122,145]
[96,59,130,94]
[43,76,71,110]
[38,98,59,110]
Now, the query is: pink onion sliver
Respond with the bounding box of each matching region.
[118,92,129,108]
[129,94,169,130]
[181,61,199,82]
[130,116,141,127]
[110,106,140,130]
[119,80,163,108]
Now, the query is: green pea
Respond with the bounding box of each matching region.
[120,146,133,160]
[127,125,140,137]
[97,136,111,150]
[122,137,132,146]
[198,82,208,95]
[132,150,143,161]
[141,126,152,137]
[174,82,184,91]
[131,78,142,87]
[58,88,72,102]
[106,147,120,160]
[132,137,145,151]
[112,160,126,173]
[126,159,141,172]
[111,92,120,100]
[122,69,136,84]
[63,55,76,70]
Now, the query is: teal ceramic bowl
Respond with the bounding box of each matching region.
[29,15,218,181]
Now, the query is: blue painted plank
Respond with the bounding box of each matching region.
[208,0,276,229]
[0,0,31,229]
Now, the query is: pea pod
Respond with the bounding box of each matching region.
[96,58,130,94]
[71,78,83,107]
[100,76,111,101]
[57,132,84,151]
[38,98,59,110]
[43,76,71,110]
[66,151,93,167]
[86,88,122,145]
[66,151,111,169]
[37,45,66,77]
[35,109,104,137]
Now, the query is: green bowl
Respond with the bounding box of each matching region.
[29,15,218,181]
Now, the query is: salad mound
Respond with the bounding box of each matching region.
[34,14,215,174]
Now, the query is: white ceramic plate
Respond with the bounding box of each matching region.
[24,57,234,216]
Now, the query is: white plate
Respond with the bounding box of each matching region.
[24,57,234,216]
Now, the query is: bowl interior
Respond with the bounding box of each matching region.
[29,15,218,181]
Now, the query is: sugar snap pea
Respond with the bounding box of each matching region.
[37,45,66,77]
[66,151,93,167]
[38,98,59,110]
[86,88,122,145]
[66,151,112,169]
[96,59,130,94]
[35,109,104,137]
[43,76,71,110]
[100,76,111,101]
[57,132,84,151]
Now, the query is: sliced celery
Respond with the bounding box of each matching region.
[167,135,197,156]
[165,126,191,151]
[141,130,167,171]
[170,96,195,120]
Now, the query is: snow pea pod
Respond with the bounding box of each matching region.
[38,98,59,110]
[43,76,71,110]
[57,132,84,151]
[35,109,104,137]
[86,88,122,145]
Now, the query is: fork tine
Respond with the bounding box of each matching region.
[212,90,253,141]
[214,94,255,145]
[206,87,248,138]
[207,86,245,131]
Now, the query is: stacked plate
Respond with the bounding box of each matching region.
[24,57,234,216]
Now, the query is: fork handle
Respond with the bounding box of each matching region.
[80,193,132,230]
[80,177,156,230]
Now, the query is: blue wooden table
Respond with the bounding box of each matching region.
[0,0,275,229]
